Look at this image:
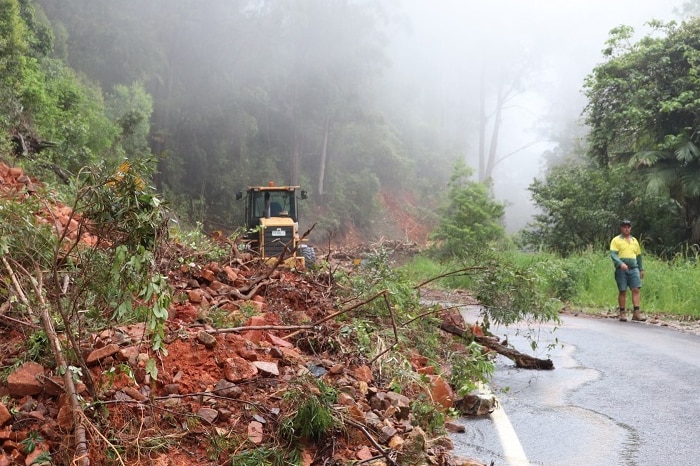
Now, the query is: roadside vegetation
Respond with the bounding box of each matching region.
[406,249,700,320]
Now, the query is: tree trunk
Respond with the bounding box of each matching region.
[483,85,504,183]
[440,322,554,370]
[318,114,331,196]
[478,69,487,182]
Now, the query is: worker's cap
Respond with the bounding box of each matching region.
[620,219,632,226]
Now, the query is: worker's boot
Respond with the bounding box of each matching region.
[618,309,627,322]
[632,309,647,322]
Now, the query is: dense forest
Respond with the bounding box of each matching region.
[3,0,700,256]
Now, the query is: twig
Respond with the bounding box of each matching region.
[282,289,388,340]
[413,267,486,289]
[401,304,463,327]
[344,417,398,466]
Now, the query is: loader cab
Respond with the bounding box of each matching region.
[235,184,308,230]
[235,183,314,267]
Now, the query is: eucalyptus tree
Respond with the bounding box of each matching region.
[584,18,700,245]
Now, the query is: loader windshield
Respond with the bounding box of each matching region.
[250,190,297,221]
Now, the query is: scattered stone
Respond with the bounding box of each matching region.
[223,356,258,383]
[444,421,466,433]
[356,446,373,460]
[56,404,73,430]
[248,421,264,444]
[86,343,120,365]
[266,332,294,349]
[329,364,345,375]
[252,361,279,377]
[213,379,243,398]
[428,375,454,410]
[396,427,427,466]
[162,384,181,395]
[187,289,204,303]
[379,425,398,443]
[388,434,405,449]
[197,407,218,424]
[353,365,373,383]
[7,362,44,396]
[122,386,147,402]
[336,392,354,406]
[0,404,11,426]
[455,393,497,416]
[116,346,140,364]
[308,364,327,377]
[196,330,217,349]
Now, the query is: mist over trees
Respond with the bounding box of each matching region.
[5,0,700,257]
[33,0,452,239]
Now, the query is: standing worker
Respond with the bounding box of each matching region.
[610,219,646,322]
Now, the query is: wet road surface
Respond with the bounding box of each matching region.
[451,308,700,466]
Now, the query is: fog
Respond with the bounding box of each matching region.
[383,0,684,231]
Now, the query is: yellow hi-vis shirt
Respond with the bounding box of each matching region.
[610,235,642,268]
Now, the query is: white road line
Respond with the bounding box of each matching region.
[490,404,531,466]
[475,382,530,466]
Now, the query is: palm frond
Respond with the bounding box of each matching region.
[675,140,700,164]
[631,149,664,167]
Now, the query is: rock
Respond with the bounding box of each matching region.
[253,361,279,377]
[455,393,497,416]
[353,365,373,383]
[187,289,204,303]
[336,392,355,406]
[444,421,466,433]
[248,421,264,444]
[369,392,390,411]
[241,315,267,343]
[196,330,217,349]
[265,332,294,349]
[24,443,49,466]
[428,375,454,411]
[396,427,428,466]
[86,343,120,365]
[197,407,218,424]
[213,379,242,398]
[222,356,258,383]
[379,425,398,443]
[162,384,181,395]
[356,446,373,460]
[56,404,73,430]
[7,362,44,396]
[329,364,345,375]
[388,434,405,449]
[116,346,140,364]
[0,404,11,426]
[122,386,147,402]
[223,266,238,281]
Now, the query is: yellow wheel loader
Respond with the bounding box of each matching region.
[235,182,316,268]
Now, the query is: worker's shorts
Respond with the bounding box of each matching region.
[614,267,642,292]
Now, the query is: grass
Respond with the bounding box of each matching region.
[403,249,700,319]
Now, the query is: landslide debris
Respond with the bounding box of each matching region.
[0,164,489,465]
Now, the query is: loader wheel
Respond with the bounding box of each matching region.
[299,245,317,269]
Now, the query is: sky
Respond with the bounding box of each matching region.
[387,0,685,231]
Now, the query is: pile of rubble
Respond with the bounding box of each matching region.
[0,162,490,465]
[0,259,494,466]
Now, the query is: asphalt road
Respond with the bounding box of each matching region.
[451,308,700,466]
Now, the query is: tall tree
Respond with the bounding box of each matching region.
[584,18,700,244]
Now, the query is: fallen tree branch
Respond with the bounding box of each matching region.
[2,257,90,465]
[440,322,554,370]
